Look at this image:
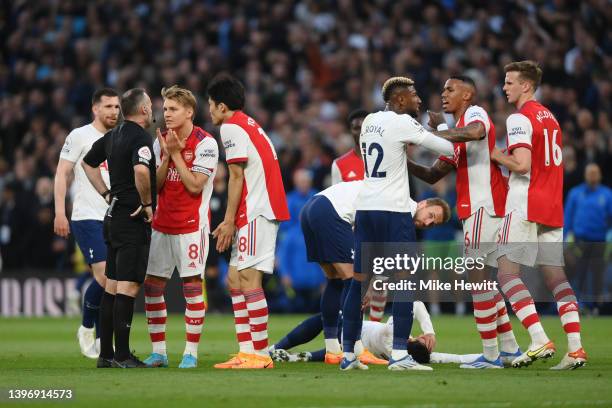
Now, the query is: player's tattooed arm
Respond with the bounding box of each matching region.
[433,122,485,142]
[407,158,453,184]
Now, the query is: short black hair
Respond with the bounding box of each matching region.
[347,109,368,125]
[449,75,476,89]
[121,88,146,117]
[92,88,119,105]
[407,340,431,364]
[207,73,245,110]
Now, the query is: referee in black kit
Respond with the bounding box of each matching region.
[82,88,156,368]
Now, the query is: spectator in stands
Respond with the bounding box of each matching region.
[564,163,612,309]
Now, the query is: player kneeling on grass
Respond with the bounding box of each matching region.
[142,86,218,369]
[299,180,449,366]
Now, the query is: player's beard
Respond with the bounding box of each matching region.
[102,117,118,131]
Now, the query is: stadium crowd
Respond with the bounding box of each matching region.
[0,0,610,310]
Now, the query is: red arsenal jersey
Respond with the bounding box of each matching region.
[220,111,289,228]
[330,149,364,185]
[504,100,564,227]
[438,105,507,220]
[152,126,218,234]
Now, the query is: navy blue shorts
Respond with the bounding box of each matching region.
[71,220,107,264]
[300,195,354,264]
[353,210,416,273]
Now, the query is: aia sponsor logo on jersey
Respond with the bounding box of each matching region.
[509,126,527,137]
[183,149,194,162]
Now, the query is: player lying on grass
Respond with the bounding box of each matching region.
[300,179,450,366]
[271,301,511,367]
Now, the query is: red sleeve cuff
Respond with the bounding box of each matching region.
[226,157,248,164]
[438,155,457,168]
[508,143,532,152]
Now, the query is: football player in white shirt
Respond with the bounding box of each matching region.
[54,88,120,358]
[341,76,456,371]
[272,301,484,366]
[300,180,450,365]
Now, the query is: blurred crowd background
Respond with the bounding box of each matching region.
[1,0,610,312]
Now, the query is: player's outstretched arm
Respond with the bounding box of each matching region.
[53,159,75,238]
[407,158,453,185]
[433,122,486,143]
[490,146,531,175]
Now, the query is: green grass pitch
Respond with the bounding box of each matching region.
[1,314,611,407]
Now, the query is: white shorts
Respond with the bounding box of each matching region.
[147,228,209,279]
[229,216,279,273]
[462,208,501,267]
[496,212,564,267]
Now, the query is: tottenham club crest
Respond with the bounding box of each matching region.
[182,149,194,161]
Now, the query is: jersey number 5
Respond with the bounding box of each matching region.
[361,142,386,178]
[543,129,562,166]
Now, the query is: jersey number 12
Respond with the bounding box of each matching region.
[362,142,386,178]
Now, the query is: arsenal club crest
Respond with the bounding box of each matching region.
[182,149,194,161]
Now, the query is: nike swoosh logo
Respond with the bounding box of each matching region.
[526,344,549,358]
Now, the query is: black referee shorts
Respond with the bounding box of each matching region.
[103,214,151,284]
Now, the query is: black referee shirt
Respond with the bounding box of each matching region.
[83,120,156,216]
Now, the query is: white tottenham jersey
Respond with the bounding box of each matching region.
[60,123,110,221]
[317,180,363,225]
[360,301,435,359]
[356,110,454,213]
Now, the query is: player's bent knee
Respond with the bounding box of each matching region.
[91,262,107,285]
[353,272,368,282]
[105,279,118,295]
[333,262,354,280]
[117,281,140,298]
[239,267,263,289]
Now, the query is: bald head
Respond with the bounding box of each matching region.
[585,163,601,187]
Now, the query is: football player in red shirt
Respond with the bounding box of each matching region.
[208,74,289,369]
[409,75,521,369]
[330,109,367,185]
[491,61,586,370]
[142,86,218,369]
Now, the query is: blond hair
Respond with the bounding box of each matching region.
[504,60,543,91]
[161,85,197,118]
[381,76,415,102]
